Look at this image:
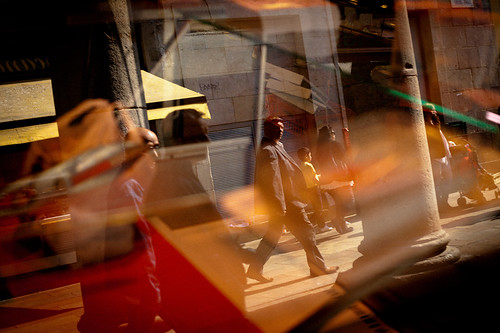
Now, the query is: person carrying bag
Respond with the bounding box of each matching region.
[314,126,354,234]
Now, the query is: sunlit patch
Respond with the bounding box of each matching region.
[220,185,260,222]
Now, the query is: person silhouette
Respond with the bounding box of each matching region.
[297,147,332,233]
[247,117,339,283]
[315,126,354,235]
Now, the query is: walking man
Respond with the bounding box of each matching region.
[247,117,338,282]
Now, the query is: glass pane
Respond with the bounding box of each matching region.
[1,1,500,332]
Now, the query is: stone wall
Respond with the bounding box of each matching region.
[429,8,499,135]
[139,5,343,129]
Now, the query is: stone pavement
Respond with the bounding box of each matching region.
[241,186,500,332]
[242,214,373,332]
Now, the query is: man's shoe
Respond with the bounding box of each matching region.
[310,266,339,277]
[247,270,273,283]
[336,223,354,234]
[317,225,333,233]
[340,226,354,234]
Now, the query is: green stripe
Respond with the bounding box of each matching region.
[387,88,499,133]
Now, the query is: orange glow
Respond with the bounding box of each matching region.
[233,0,333,11]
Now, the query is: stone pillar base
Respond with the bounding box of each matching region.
[336,230,460,292]
[395,245,460,276]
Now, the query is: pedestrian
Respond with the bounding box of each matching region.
[247,117,339,283]
[56,99,146,333]
[423,103,453,211]
[103,127,162,332]
[297,147,332,233]
[78,126,163,333]
[315,126,354,234]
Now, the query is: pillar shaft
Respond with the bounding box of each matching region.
[106,0,148,132]
[51,0,148,134]
[340,1,458,288]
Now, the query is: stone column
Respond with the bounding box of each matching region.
[105,0,148,132]
[51,0,148,134]
[337,0,460,290]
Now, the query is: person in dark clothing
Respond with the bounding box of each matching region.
[247,117,339,283]
[315,126,354,235]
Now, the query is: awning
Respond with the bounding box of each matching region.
[141,70,210,120]
[0,71,210,146]
[0,79,57,146]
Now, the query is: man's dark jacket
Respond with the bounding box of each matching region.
[255,137,307,214]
